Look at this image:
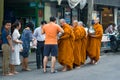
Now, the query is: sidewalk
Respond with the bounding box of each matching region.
[0,48,105,69]
[0,51,36,71]
[0,47,113,72]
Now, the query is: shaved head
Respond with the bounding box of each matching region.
[73,20,78,23]
[60,18,66,26]
[94,17,100,24]
[78,21,83,26]
[73,20,78,27]
[60,19,66,23]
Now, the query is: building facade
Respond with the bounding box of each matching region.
[0,0,120,32]
[42,0,120,30]
[0,0,44,32]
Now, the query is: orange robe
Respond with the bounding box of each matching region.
[80,26,87,64]
[87,23,103,62]
[73,26,82,66]
[58,24,75,69]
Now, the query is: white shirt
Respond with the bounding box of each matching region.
[33,26,45,41]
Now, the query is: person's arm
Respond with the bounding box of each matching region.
[7,35,14,51]
[33,28,38,39]
[29,30,34,41]
[90,26,103,38]
[42,26,45,34]
[74,29,81,40]
[60,28,70,39]
[58,25,64,33]
[12,31,22,44]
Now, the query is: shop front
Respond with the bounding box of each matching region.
[43,0,88,25]
[43,0,120,31]
[4,0,44,29]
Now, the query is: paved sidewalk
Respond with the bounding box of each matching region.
[0,47,118,73]
[0,51,36,72]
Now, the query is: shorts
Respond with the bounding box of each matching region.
[20,48,30,58]
[44,44,58,57]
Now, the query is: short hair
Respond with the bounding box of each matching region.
[3,20,11,25]
[41,21,47,25]
[26,22,34,30]
[50,16,56,22]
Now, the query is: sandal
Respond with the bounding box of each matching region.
[14,71,19,74]
[51,70,57,73]
[43,70,47,73]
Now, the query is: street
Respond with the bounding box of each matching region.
[0,51,120,80]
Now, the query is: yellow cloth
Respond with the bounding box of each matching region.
[80,26,87,64]
[87,23,103,62]
[58,24,75,69]
[73,26,83,66]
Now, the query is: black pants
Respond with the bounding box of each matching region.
[36,41,44,69]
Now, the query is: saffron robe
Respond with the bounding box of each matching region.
[73,26,83,66]
[80,26,87,64]
[58,24,75,69]
[87,23,103,62]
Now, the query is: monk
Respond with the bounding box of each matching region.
[73,20,82,68]
[87,18,103,64]
[58,19,75,71]
[78,21,87,65]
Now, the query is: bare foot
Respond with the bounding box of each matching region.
[14,71,19,74]
[62,68,67,72]
[93,61,98,65]
[87,60,94,64]
[3,73,14,76]
[76,66,81,69]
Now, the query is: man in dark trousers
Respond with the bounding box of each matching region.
[33,21,50,69]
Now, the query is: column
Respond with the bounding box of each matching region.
[0,0,4,33]
[44,3,51,22]
[114,8,118,25]
[87,0,94,27]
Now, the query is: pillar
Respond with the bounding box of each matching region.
[0,0,4,34]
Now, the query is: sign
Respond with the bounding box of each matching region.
[30,2,36,7]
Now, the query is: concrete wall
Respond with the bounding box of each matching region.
[0,0,4,34]
[44,3,51,22]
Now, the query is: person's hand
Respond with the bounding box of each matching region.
[19,41,23,44]
[90,35,96,37]
[11,47,14,52]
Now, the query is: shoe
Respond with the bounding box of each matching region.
[51,70,57,73]
[43,70,47,73]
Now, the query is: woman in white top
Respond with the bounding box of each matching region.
[10,21,23,74]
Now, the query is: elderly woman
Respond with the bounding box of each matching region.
[21,22,34,71]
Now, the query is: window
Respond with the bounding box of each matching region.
[117,10,120,25]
